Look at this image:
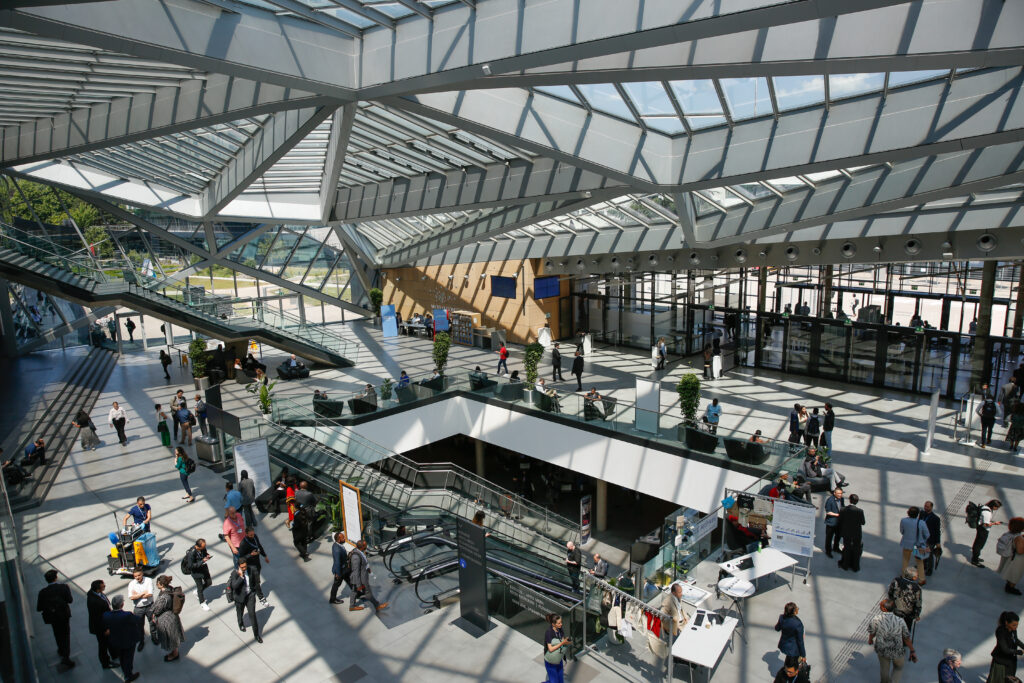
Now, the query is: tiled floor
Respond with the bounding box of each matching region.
[16,321,1024,682]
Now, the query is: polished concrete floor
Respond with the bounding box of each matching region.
[16,321,1023,682]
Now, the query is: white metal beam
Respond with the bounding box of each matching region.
[320,104,356,223]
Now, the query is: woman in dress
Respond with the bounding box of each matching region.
[174,447,194,503]
[286,477,297,530]
[999,517,1024,595]
[71,408,100,451]
[988,610,1024,682]
[152,575,185,662]
[156,403,171,448]
[774,602,806,666]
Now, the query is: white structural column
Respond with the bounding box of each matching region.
[320,104,357,223]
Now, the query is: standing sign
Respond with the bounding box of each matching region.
[634,378,660,434]
[456,518,490,632]
[339,480,363,547]
[232,439,271,500]
[580,495,592,545]
[432,308,449,331]
[380,304,398,338]
[771,498,817,557]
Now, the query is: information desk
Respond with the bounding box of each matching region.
[671,609,737,681]
[718,547,797,589]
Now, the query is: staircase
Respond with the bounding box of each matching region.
[6,347,117,512]
[0,222,359,367]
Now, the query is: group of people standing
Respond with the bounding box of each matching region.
[787,403,836,451]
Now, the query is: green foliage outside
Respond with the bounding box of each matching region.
[432,332,451,376]
[84,224,114,258]
[188,336,208,378]
[676,373,702,424]
[523,342,544,390]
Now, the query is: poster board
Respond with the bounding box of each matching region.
[771,499,817,558]
[580,495,592,545]
[339,480,363,547]
[233,438,271,499]
[456,518,490,632]
[634,378,660,434]
[380,304,398,338]
[432,308,449,331]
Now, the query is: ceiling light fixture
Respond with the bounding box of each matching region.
[941,241,954,258]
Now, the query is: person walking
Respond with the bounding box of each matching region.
[36,569,75,670]
[704,398,722,435]
[348,539,388,612]
[238,527,269,606]
[899,506,929,583]
[238,470,257,528]
[125,318,136,342]
[102,595,141,681]
[571,350,584,392]
[156,403,171,448]
[868,598,916,683]
[820,403,835,452]
[823,488,844,558]
[920,500,942,576]
[565,541,582,592]
[551,343,564,381]
[184,538,213,612]
[174,447,194,503]
[159,350,172,380]
[543,613,571,683]
[972,499,1004,567]
[87,579,118,669]
[988,611,1024,681]
[496,342,509,376]
[888,567,923,633]
[193,393,208,437]
[788,404,802,443]
[152,575,185,662]
[977,389,998,448]
[775,602,805,666]
[224,481,243,511]
[72,408,100,451]
[108,401,129,447]
[656,337,667,371]
[837,493,865,571]
[997,517,1024,595]
[222,507,246,569]
[773,655,811,683]
[228,561,263,643]
[128,567,157,648]
[329,532,351,605]
[999,377,1018,427]
[937,649,964,683]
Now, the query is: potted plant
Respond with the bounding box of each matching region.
[369,287,383,323]
[381,377,393,405]
[432,331,451,376]
[316,495,343,534]
[676,373,701,441]
[247,379,277,416]
[188,336,209,390]
[522,341,544,403]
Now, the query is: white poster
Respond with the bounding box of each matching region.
[634,378,660,434]
[233,438,271,499]
[692,512,719,543]
[580,495,592,545]
[341,482,362,547]
[771,499,817,557]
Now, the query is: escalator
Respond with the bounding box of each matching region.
[0,222,358,366]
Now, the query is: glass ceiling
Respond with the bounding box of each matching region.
[220,0,463,37]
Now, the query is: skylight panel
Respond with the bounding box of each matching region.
[719,77,772,120]
[534,86,580,104]
[576,83,635,122]
[622,82,683,134]
[887,70,951,88]
[772,75,826,111]
[828,73,885,99]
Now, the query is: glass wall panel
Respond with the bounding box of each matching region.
[817,321,847,379]
[785,317,810,374]
[848,324,876,385]
[262,229,299,275]
[919,332,954,393]
[760,314,783,370]
[283,234,320,282]
[883,330,917,391]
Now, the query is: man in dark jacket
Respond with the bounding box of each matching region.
[837,494,866,571]
[571,350,584,392]
[551,343,564,381]
[102,595,141,681]
[228,561,262,643]
[292,506,312,561]
[329,532,350,604]
[87,579,117,669]
[920,500,942,576]
[238,470,257,528]
[37,569,75,669]
[237,527,269,605]
[823,488,844,558]
[821,402,835,451]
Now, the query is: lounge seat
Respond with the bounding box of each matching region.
[684,426,719,454]
[583,396,616,421]
[277,363,310,380]
[495,383,523,402]
[347,397,377,415]
[468,373,497,393]
[313,398,345,418]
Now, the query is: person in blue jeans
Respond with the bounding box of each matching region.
[543,613,570,683]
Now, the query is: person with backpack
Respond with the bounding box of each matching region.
[977,387,998,448]
[806,407,821,447]
[173,447,195,504]
[151,575,185,662]
[124,318,136,342]
[182,539,212,612]
[970,499,1004,567]
[998,517,1024,595]
[496,342,509,376]
[543,612,571,683]
[159,350,172,380]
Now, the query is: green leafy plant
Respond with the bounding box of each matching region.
[247,379,277,414]
[523,342,544,389]
[316,495,343,533]
[188,336,208,378]
[432,331,451,376]
[676,373,701,424]
[368,287,384,315]
[381,377,393,401]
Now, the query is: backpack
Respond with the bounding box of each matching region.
[966,501,983,528]
[171,587,185,615]
[982,400,997,420]
[184,456,197,474]
[180,548,194,575]
[997,531,1020,558]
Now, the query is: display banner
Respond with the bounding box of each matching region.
[381,304,398,338]
[580,495,592,545]
[456,517,490,632]
[233,439,271,499]
[432,308,449,331]
[771,498,817,557]
[339,480,363,547]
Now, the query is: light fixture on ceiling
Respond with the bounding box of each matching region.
[758,249,768,258]
[904,239,922,256]
[582,191,592,198]
[666,255,674,264]
[464,275,470,280]
[688,252,701,266]
[785,246,799,261]
[610,257,619,267]
[576,259,585,271]
[977,233,997,252]
[394,277,400,282]
[840,242,856,259]
[872,243,883,253]
[481,64,492,76]
[941,241,954,258]
[545,260,553,269]
[734,249,747,264]
[648,255,658,266]
[448,274,454,280]
[480,273,487,279]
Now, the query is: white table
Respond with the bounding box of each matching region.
[718,547,798,589]
[717,577,755,640]
[667,580,711,608]
[671,609,738,682]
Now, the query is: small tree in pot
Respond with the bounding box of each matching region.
[432,331,451,376]
[523,342,544,390]
[381,377,393,403]
[188,336,209,390]
[368,288,383,319]
[676,372,702,441]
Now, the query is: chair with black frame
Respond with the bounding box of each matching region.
[468,369,496,393]
[495,382,523,402]
[685,425,720,454]
[313,397,345,418]
[276,361,310,380]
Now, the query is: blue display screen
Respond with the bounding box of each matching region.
[534,275,560,299]
[491,275,517,299]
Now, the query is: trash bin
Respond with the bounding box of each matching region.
[195,436,220,464]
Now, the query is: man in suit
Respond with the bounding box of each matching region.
[102,595,141,681]
[571,350,584,392]
[237,527,269,605]
[823,487,844,558]
[329,532,350,605]
[228,560,263,643]
[87,579,117,669]
[837,493,866,572]
[348,539,388,612]
[551,343,564,381]
[36,569,75,669]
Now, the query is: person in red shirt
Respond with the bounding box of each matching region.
[496,343,509,376]
[285,478,297,530]
[222,508,245,570]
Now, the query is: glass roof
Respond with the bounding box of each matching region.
[217,0,461,37]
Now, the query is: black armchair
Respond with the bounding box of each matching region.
[276,362,310,380]
[312,398,345,418]
[684,426,719,454]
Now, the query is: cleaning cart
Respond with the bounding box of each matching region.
[106,512,160,577]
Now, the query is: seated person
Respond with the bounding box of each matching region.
[726,514,763,553]
[758,472,793,499]
[313,389,328,400]
[360,384,377,404]
[411,313,423,325]
[801,447,848,490]
[2,448,28,486]
[397,371,410,389]
[255,368,269,386]
[243,353,266,373]
[537,379,561,413]
[420,369,441,385]
[234,358,244,373]
[470,366,488,380]
[22,438,45,468]
[749,429,767,444]
[287,354,304,369]
[508,370,522,383]
[583,388,605,418]
[789,474,813,503]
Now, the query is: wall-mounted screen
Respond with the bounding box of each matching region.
[534,275,560,299]
[491,275,517,299]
